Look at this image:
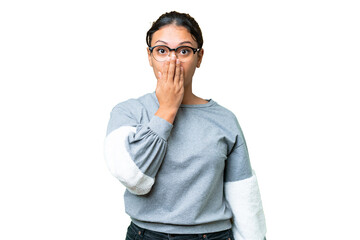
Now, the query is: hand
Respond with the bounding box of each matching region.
[155,55,184,123]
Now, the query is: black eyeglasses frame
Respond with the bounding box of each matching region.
[148,45,201,55]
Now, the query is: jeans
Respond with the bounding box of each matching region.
[125,222,235,240]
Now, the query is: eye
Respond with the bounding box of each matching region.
[155,46,168,55]
[178,47,192,55]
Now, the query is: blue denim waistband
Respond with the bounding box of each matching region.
[128,221,233,240]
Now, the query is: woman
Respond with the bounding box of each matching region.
[104,11,267,240]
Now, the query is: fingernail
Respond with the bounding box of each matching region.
[176,59,180,64]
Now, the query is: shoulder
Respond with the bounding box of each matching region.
[111,92,155,114]
[211,101,241,127]
[106,92,155,135]
[211,100,247,147]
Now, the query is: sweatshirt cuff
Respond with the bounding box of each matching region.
[148,115,173,140]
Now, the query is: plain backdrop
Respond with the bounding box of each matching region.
[0,0,359,239]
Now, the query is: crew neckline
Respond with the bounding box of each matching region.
[151,91,216,108]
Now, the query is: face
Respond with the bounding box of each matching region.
[147,24,204,87]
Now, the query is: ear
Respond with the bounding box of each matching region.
[147,47,153,67]
[196,48,204,68]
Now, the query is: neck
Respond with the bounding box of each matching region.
[181,83,197,105]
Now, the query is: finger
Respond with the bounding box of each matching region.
[180,66,184,87]
[162,57,170,82]
[174,59,181,85]
[167,55,176,82]
[157,71,162,81]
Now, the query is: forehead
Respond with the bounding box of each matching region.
[151,24,197,47]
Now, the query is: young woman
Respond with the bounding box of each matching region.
[104,11,267,240]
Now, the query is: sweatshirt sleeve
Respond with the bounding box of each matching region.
[224,121,267,240]
[104,101,173,195]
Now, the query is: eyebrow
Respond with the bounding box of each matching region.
[154,40,194,46]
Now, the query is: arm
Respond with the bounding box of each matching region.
[104,102,173,195]
[104,54,183,195]
[224,137,267,239]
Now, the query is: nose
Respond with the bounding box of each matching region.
[169,50,176,58]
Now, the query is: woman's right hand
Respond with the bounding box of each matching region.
[154,55,184,124]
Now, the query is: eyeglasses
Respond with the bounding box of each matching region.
[149,45,201,62]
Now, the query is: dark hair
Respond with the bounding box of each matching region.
[146,11,203,49]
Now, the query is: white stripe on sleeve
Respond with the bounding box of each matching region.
[104,126,154,195]
[224,170,267,240]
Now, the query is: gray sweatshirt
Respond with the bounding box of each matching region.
[104,91,266,239]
